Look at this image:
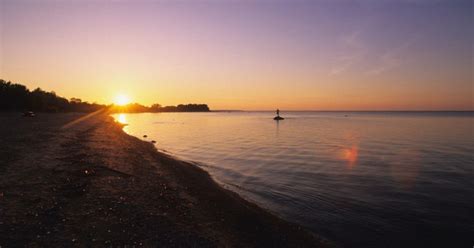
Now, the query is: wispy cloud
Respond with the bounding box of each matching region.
[330,31,367,76]
[366,36,419,75]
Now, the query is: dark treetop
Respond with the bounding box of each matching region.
[0,79,210,113]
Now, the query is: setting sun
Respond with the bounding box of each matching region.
[1,0,472,247]
[114,94,131,106]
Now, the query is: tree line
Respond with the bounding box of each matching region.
[112,103,210,113]
[0,79,210,113]
[0,79,104,112]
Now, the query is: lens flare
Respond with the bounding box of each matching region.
[341,145,358,167]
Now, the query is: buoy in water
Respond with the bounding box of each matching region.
[274,108,284,120]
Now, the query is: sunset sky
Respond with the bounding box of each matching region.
[1,0,472,110]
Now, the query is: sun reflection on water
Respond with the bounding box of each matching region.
[107,112,474,247]
[117,113,127,124]
[116,113,129,132]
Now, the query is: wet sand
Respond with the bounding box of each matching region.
[0,112,329,247]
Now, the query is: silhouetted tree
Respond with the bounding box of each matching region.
[1,79,210,113]
[0,79,105,112]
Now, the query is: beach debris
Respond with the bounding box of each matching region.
[143,135,148,138]
[23,111,36,117]
[151,140,156,144]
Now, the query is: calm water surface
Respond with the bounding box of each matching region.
[113,112,473,247]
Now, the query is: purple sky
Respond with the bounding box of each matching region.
[1,0,472,110]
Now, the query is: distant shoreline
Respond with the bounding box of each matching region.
[212,110,474,113]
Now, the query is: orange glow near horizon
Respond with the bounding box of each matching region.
[114,94,131,106]
[1,1,472,111]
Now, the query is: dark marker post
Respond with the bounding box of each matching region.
[274,109,284,120]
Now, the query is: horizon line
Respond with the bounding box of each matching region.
[212,110,474,112]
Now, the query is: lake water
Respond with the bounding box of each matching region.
[113,111,473,247]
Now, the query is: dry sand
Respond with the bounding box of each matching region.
[0,112,330,247]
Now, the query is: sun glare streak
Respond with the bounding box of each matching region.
[61,108,107,129]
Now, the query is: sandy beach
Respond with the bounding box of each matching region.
[0,112,329,247]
